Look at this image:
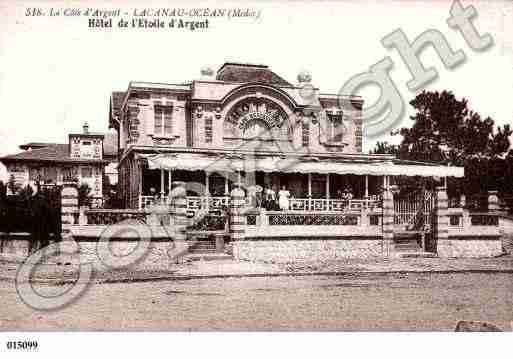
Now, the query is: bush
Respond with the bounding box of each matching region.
[0,184,61,249]
[78,183,92,207]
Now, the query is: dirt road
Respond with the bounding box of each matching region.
[0,272,511,331]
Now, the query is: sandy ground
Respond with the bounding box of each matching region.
[2,255,513,283]
[0,272,511,331]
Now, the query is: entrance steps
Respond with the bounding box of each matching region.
[186,234,233,261]
[393,231,435,258]
[186,253,233,261]
[188,240,217,254]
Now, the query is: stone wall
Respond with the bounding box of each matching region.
[232,238,383,263]
[76,240,182,270]
[0,238,32,257]
[0,235,186,269]
[437,238,503,258]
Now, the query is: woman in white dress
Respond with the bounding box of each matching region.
[278,185,291,211]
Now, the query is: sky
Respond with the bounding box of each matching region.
[0,0,512,181]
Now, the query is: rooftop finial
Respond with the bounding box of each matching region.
[83,122,89,134]
[297,70,312,83]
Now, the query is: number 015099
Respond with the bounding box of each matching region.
[6,341,38,350]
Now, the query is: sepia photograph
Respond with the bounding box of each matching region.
[0,0,512,356]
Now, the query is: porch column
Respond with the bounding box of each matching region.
[365,175,369,198]
[168,170,172,194]
[205,171,210,195]
[160,168,165,198]
[205,171,210,210]
[138,164,143,209]
[308,173,312,210]
[325,174,330,199]
[224,174,229,196]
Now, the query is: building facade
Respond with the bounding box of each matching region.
[110,62,462,210]
[0,123,117,204]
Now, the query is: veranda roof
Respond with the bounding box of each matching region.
[141,153,464,178]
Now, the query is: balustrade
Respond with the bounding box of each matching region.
[267,212,360,226]
[288,198,381,212]
[139,195,380,213]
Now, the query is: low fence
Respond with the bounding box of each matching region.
[74,207,228,239]
[447,210,500,228]
[83,209,149,226]
[244,209,383,240]
[58,182,505,259]
[247,210,381,227]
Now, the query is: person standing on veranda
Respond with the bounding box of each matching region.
[263,185,274,210]
[278,185,291,211]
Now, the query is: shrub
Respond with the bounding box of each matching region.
[78,183,92,207]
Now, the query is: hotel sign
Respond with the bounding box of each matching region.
[238,111,281,131]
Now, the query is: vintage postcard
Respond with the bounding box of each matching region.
[0,0,512,356]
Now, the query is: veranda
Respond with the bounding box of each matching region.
[138,168,384,213]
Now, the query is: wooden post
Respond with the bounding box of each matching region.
[365,175,369,198]
[308,173,312,197]
[326,174,330,199]
[168,170,172,195]
[160,168,165,198]
[138,161,143,209]
[308,173,312,210]
[205,171,210,210]
[224,174,229,196]
[205,171,210,195]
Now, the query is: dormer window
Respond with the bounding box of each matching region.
[154,104,173,136]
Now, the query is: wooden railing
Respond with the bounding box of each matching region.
[139,195,380,213]
[285,198,381,212]
[139,195,230,211]
[186,196,230,211]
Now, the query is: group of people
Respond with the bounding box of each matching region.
[249,184,357,211]
[336,187,354,201]
[248,185,292,211]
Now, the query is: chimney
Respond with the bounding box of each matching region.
[83,122,89,134]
